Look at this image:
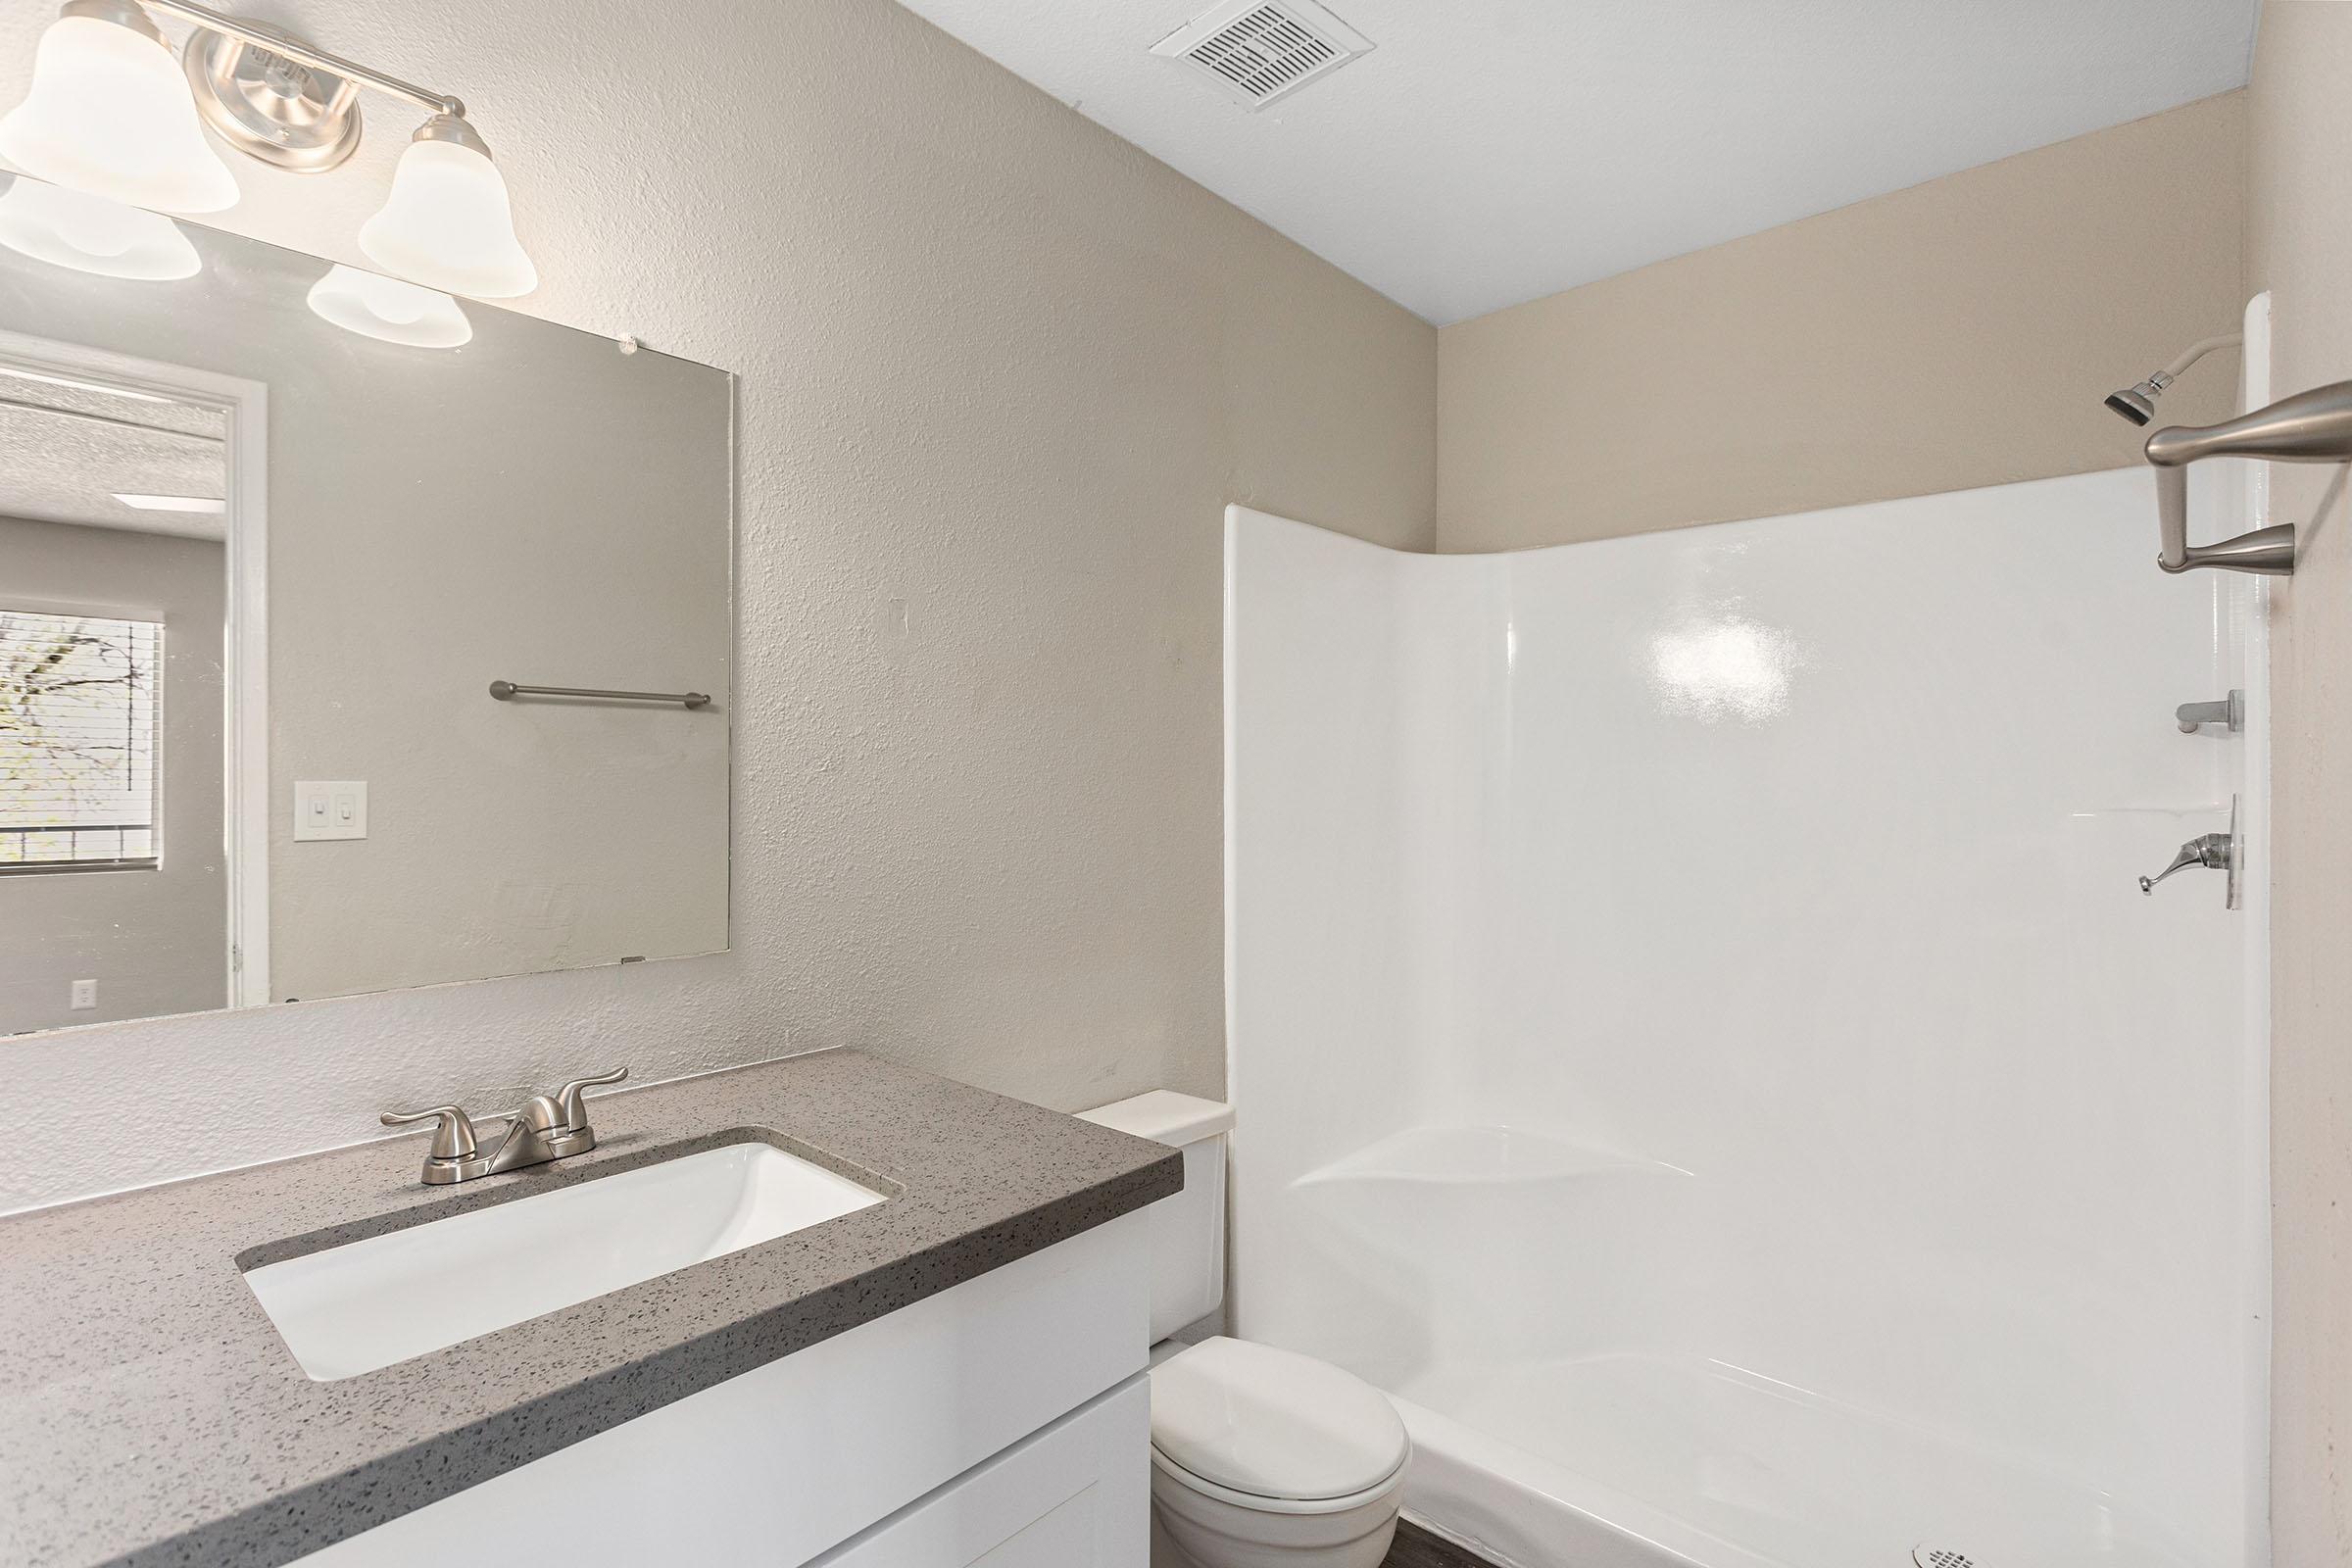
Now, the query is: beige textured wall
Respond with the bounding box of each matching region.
[1437,93,2246,552]
[0,0,1435,1211]
[2247,5,2352,1558]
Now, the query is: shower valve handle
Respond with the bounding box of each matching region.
[2139,833,2234,895]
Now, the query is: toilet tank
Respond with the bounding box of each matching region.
[1078,1091,1235,1342]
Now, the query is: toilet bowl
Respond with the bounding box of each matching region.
[1075,1093,1409,1568]
[1147,1337,1408,1568]
[1150,1467,1404,1568]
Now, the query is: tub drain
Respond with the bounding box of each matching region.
[1914,1548,1979,1568]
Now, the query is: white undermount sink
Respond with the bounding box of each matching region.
[244,1140,888,1380]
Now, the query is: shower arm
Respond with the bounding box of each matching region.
[2152,333,2244,392]
[2108,331,2243,424]
[2142,379,2352,575]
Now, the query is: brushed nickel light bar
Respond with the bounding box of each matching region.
[145,0,462,124]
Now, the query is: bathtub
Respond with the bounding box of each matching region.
[1394,1392,1762,1568]
[1241,1117,2218,1568]
[1386,1357,2202,1568]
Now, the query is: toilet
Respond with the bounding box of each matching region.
[1079,1092,1409,1568]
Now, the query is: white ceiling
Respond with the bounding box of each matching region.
[893,0,2260,324]
[0,373,225,541]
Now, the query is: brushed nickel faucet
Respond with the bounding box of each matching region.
[2138,798,2243,911]
[2139,834,2234,895]
[380,1067,628,1186]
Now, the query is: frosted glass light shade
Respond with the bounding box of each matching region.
[359,137,535,299]
[0,175,198,278]
[0,10,239,214]
[306,264,472,349]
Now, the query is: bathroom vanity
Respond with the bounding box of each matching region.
[0,1050,1179,1567]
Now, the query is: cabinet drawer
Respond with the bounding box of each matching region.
[812,1377,1150,1568]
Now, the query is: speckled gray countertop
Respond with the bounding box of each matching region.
[0,1049,1180,1568]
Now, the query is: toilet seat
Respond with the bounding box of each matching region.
[1150,1448,1407,1515]
[1149,1338,1411,1506]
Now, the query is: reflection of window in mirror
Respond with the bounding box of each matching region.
[0,609,163,871]
[0,343,256,1034]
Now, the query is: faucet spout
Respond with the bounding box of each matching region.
[486,1095,572,1173]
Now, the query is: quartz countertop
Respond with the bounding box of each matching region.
[0,1049,1181,1567]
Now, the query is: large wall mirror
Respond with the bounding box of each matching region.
[0,178,732,1035]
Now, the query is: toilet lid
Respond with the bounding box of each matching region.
[1149,1338,1410,1502]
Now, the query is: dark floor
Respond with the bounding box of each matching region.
[1386,1519,1497,1568]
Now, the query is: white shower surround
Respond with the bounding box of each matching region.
[1225,467,2268,1568]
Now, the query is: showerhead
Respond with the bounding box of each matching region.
[2105,331,2242,426]
[2107,383,2160,425]
[2106,379,2163,426]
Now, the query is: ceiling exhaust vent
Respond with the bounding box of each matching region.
[1152,0,1374,111]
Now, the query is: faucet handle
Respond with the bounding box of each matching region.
[379,1104,480,1160]
[553,1066,628,1131]
[2139,832,2234,895]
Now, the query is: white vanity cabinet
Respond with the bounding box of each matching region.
[812,1381,1151,1568]
[301,1210,1153,1568]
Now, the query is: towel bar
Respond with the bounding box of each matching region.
[489,680,710,709]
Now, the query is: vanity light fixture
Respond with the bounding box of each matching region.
[0,173,199,278]
[0,0,237,212]
[357,116,534,298]
[0,0,535,296]
[306,263,472,349]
